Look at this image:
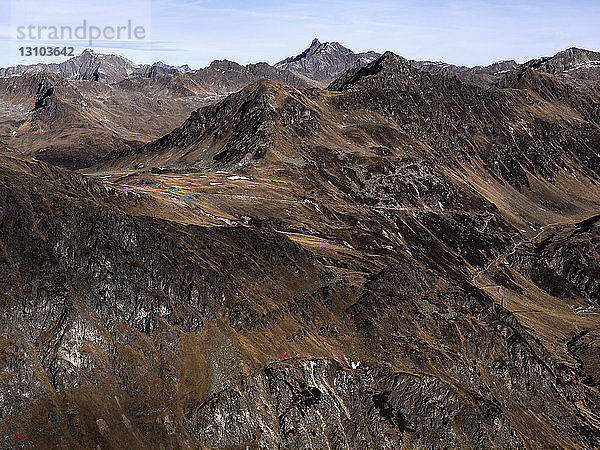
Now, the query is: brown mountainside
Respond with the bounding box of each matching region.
[2,48,600,447]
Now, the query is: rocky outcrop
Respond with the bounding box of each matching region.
[0,49,139,83]
[0,153,598,448]
[410,59,518,87]
[275,38,381,83]
[525,47,600,83]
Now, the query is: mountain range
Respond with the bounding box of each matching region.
[275,38,381,83]
[1,40,600,448]
[2,41,599,170]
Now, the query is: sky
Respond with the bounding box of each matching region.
[1,0,600,69]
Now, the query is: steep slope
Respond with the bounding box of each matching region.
[410,59,518,87]
[2,146,600,448]
[275,38,381,83]
[329,52,600,192]
[0,71,223,169]
[525,47,600,83]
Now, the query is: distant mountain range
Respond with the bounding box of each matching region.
[2,41,600,87]
[275,38,381,83]
[134,61,193,78]
[0,49,139,83]
[0,50,195,83]
[1,40,600,169]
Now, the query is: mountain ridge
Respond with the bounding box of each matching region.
[275,38,381,83]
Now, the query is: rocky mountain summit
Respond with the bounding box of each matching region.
[0,49,139,83]
[525,47,600,82]
[133,61,194,78]
[275,38,381,83]
[410,58,519,86]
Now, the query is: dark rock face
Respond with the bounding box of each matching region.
[410,59,519,87]
[0,153,598,448]
[525,47,600,83]
[0,49,139,84]
[3,43,600,448]
[275,38,381,83]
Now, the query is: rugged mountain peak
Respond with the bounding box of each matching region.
[525,47,600,82]
[0,49,139,83]
[378,51,412,67]
[80,48,95,57]
[208,59,245,71]
[133,61,194,78]
[126,78,292,169]
[285,38,325,64]
[327,51,416,91]
[275,38,381,83]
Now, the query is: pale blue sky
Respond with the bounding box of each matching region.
[1,0,599,69]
